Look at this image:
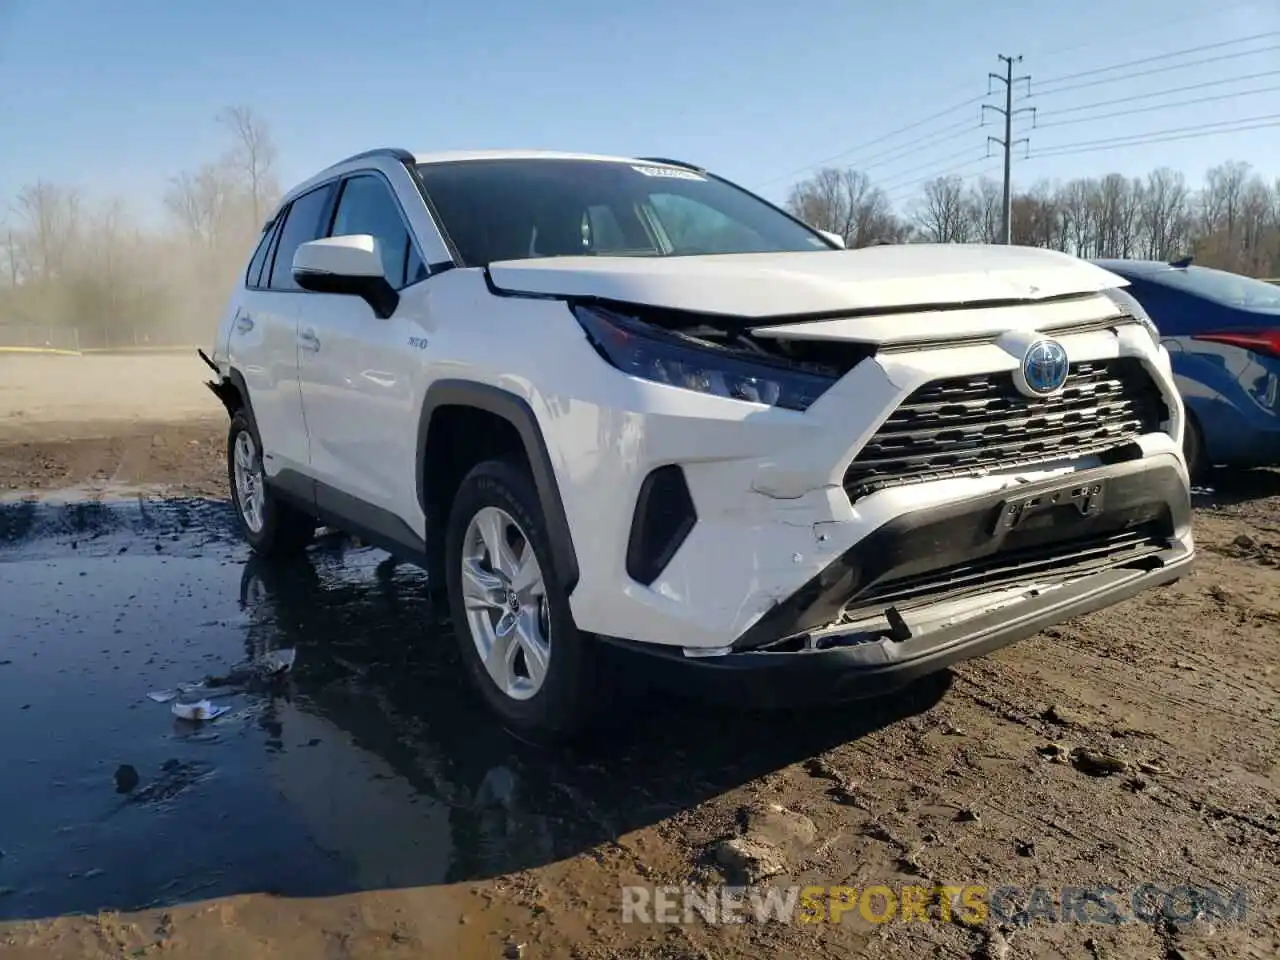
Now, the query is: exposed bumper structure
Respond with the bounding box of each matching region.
[596,457,1193,706]
[598,547,1191,707]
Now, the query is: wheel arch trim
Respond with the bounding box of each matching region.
[416,380,581,592]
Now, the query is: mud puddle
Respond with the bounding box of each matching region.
[0,495,915,931]
[6,483,1276,959]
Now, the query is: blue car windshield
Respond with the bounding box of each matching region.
[1155,265,1280,313]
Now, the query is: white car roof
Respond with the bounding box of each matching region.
[411,149,653,166]
[278,148,701,215]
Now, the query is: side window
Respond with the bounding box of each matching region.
[268,184,336,291]
[330,174,423,289]
[244,218,277,289]
[406,244,428,285]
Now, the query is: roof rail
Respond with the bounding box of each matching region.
[325,147,416,171]
[636,156,705,172]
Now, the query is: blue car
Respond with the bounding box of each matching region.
[1093,257,1280,479]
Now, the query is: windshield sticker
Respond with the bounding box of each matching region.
[632,165,706,181]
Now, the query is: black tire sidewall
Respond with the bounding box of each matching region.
[227,410,310,554]
[443,459,598,738]
[1183,412,1205,481]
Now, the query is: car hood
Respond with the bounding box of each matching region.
[486,243,1128,320]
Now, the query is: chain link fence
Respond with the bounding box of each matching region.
[0,323,199,355]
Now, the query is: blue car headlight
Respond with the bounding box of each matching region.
[573,303,839,411]
[1103,286,1160,347]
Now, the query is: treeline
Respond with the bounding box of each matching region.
[0,106,279,349]
[786,163,1280,277]
[3,109,1277,351]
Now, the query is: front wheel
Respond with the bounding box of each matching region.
[444,458,604,741]
[1182,411,1206,482]
[227,410,315,558]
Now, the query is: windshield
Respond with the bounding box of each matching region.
[414,158,832,267]
[1154,265,1280,312]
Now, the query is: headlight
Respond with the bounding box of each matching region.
[573,303,839,411]
[1103,286,1160,346]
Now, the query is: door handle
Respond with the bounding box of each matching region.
[298,329,321,352]
[236,315,255,333]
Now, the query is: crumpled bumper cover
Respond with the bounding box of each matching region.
[595,457,1194,708]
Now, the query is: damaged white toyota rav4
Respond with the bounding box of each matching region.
[202,148,1195,740]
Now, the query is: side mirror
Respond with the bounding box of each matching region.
[293,235,399,319]
[817,230,846,249]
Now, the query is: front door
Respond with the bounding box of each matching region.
[295,172,430,537]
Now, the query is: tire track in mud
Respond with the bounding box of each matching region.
[0,495,240,559]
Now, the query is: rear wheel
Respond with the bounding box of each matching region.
[444,458,604,741]
[227,410,315,557]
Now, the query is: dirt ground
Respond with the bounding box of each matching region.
[0,353,1277,959]
[0,352,218,440]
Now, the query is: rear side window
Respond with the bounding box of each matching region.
[244,218,278,289]
[268,183,337,291]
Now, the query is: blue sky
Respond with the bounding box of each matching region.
[1,0,1278,224]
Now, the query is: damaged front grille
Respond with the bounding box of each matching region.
[841,522,1167,621]
[843,358,1168,501]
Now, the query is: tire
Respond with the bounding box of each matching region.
[1182,412,1206,482]
[227,409,315,558]
[444,458,604,741]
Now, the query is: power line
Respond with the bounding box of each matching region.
[1033,69,1280,118]
[1021,0,1263,67]
[1029,113,1280,158]
[1029,44,1280,99]
[1028,120,1280,159]
[857,121,981,173]
[883,158,1001,203]
[1034,85,1280,130]
[875,145,982,190]
[752,92,986,189]
[1033,31,1280,88]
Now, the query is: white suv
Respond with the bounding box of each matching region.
[202,148,1195,740]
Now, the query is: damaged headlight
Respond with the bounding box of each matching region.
[573,303,838,411]
[1103,286,1161,347]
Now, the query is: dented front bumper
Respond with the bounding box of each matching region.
[596,551,1191,707]
[594,457,1194,707]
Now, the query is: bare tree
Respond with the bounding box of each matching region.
[217,105,279,228]
[1,222,18,287]
[1196,160,1253,268]
[1238,176,1278,276]
[914,176,973,243]
[968,177,1002,244]
[163,164,237,251]
[1011,183,1063,249]
[785,167,902,247]
[1137,168,1191,260]
[11,181,82,279]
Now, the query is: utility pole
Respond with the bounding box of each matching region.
[984,55,1034,244]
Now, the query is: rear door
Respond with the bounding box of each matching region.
[226,209,312,477]
[232,182,337,480]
